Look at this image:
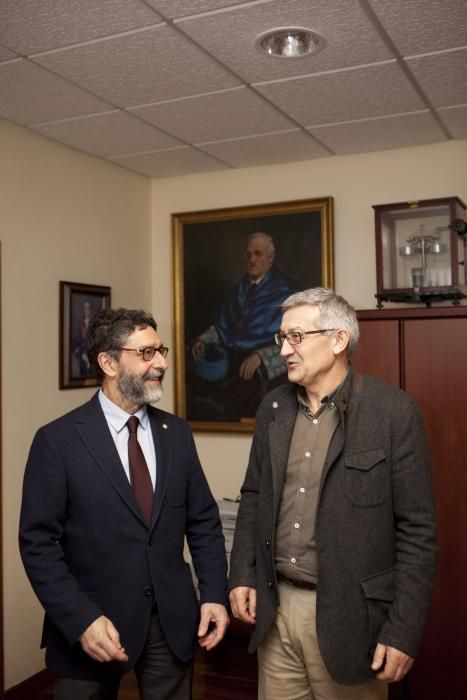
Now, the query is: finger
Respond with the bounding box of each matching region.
[248,589,257,619]
[197,607,213,637]
[371,643,387,672]
[105,620,124,650]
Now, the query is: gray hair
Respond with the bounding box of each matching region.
[281,287,360,355]
[244,232,275,256]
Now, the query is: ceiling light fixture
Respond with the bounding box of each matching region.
[256,27,324,59]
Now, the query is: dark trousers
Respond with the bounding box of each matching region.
[54,611,193,700]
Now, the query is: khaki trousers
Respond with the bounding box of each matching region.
[258,582,387,700]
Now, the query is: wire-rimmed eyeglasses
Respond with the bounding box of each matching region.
[274,329,336,346]
[118,346,169,361]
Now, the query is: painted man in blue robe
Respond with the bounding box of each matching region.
[191,233,296,421]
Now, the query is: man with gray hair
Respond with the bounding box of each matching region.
[20,308,229,700]
[229,288,437,700]
[191,232,295,421]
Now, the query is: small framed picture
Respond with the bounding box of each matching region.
[172,197,334,432]
[59,281,111,389]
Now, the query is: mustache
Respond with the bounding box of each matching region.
[143,370,165,381]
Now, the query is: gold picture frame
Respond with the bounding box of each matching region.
[172,197,334,433]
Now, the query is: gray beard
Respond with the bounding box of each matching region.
[117,367,164,405]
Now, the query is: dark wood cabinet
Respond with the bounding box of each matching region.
[353,307,467,700]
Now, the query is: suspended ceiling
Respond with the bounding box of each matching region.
[1,0,466,178]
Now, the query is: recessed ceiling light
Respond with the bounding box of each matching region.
[256,27,324,59]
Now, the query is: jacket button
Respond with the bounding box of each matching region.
[265,540,270,548]
[144,586,152,597]
[148,536,154,546]
[268,581,273,589]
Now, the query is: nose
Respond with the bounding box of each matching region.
[280,337,295,357]
[153,352,168,371]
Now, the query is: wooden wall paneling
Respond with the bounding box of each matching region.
[353,316,401,387]
[402,316,467,700]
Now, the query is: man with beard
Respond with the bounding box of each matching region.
[19,308,229,700]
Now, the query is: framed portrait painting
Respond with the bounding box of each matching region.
[60,281,111,389]
[172,197,334,433]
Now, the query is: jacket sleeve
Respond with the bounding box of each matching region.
[183,425,228,607]
[19,427,103,645]
[228,403,270,591]
[377,398,437,657]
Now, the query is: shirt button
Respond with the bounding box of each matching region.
[313,419,318,424]
[290,557,296,564]
[144,586,152,597]
[305,451,311,457]
[300,487,305,493]
[294,523,300,529]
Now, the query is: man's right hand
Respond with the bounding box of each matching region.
[79,615,129,663]
[229,586,257,624]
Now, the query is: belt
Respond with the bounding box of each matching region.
[277,573,317,591]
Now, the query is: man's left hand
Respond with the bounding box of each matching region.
[371,643,414,682]
[239,353,261,381]
[198,603,230,651]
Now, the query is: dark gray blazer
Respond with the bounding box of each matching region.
[20,393,227,682]
[229,367,437,685]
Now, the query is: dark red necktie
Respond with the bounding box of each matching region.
[127,416,153,524]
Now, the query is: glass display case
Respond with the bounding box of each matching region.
[373,197,467,307]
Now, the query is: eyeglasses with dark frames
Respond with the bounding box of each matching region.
[274,329,336,346]
[117,346,169,361]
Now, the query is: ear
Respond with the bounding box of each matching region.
[331,329,350,357]
[98,351,117,378]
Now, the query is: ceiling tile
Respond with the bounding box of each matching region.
[407,49,467,107]
[109,146,229,178]
[0,59,112,125]
[197,129,330,167]
[145,1,249,20]
[30,110,182,157]
[33,24,240,107]
[0,44,16,61]
[177,0,393,83]
[437,105,467,139]
[130,87,295,142]
[256,63,424,126]
[0,0,162,55]
[308,112,447,155]
[368,0,467,56]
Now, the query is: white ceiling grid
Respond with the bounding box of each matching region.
[0,0,465,177]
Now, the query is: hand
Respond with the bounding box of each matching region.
[371,643,414,682]
[229,586,257,624]
[191,339,204,361]
[79,615,129,663]
[198,603,230,651]
[239,353,261,381]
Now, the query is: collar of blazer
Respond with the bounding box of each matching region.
[73,393,172,530]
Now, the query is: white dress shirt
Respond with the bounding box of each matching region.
[98,389,157,490]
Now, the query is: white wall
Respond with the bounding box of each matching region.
[3,121,466,690]
[0,119,152,689]
[151,140,467,500]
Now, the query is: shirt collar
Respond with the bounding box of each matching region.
[296,371,349,419]
[98,389,149,434]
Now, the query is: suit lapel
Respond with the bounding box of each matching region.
[148,408,171,530]
[269,388,297,523]
[74,393,146,526]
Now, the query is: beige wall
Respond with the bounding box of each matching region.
[1,119,152,689]
[3,119,467,690]
[151,139,467,500]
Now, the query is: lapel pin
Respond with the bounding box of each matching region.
[272,401,278,408]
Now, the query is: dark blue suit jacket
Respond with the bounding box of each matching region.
[19,393,227,681]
